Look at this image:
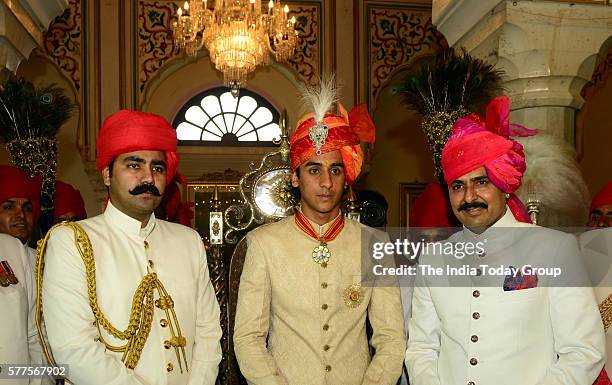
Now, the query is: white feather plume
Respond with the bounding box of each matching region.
[297,75,339,123]
[516,132,590,227]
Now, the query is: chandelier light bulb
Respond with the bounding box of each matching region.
[268,0,274,9]
[184,1,189,10]
[283,4,289,13]
[177,7,183,16]
[290,15,296,24]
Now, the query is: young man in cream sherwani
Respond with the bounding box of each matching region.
[233,80,406,385]
[40,110,222,385]
[405,97,606,385]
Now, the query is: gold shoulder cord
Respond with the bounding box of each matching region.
[600,293,612,332]
[35,222,189,372]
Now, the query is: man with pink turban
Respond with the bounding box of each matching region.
[406,97,605,385]
[39,110,221,385]
[234,79,405,385]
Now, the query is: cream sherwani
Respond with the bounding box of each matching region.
[406,209,605,385]
[42,202,222,385]
[579,228,612,374]
[0,234,46,385]
[233,215,406,385]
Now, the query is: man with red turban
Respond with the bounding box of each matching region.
[53,180,87,223]
[588,182,612,228]
[0,165,40,245]
[234,79,405,385]
[40,110,221,385]
[406,96,605,385]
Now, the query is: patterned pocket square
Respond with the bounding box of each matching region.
[503,265,538,291]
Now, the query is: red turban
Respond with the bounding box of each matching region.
[591,181,612,210]
[0,166,40,220]
[441,96,538,223]
[290,103,375,185]
[409,183,460,228]
[96,110,179,184]
[54,180,87,221]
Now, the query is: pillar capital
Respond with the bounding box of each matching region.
[432,0,612,140]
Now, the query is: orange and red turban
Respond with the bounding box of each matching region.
[0,166,40,220]
[96,110,179,184]
[591,181,612,211]
[441,96,537,223]
[290,103,375,185]
[54,180,87,221]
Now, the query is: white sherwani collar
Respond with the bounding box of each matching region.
[103,200,156,239]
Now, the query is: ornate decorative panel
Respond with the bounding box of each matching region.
[42,0,82,92]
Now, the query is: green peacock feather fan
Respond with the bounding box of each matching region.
[0,76,75,141]
[399,48,504,183]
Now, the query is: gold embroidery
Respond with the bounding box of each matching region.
[599,293,612,332]
[35,222,189,372]
[343,284,364,308]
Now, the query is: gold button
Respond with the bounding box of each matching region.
[472,312,480,320]
[323,344,330,351]
[469,358,478,366]
[472,290,480,298]
[144,240,149,249]
[148,260,154,268]
[164,340,171,349]
[322,324,329,331]
[324,365,331,372]
[321,262,327,268]
[160,319,168,327]
[321,304,328,310]
[166,363,173,372]
[321,282,328,289]
[471,335,478,343]
[468,382,475,385]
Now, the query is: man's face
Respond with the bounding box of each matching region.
[448,167,507,233]
[55,211,79,224]
[0,198,35,244]
[102,150,167,223]
[588,204,612,228]
[291,150,346,222]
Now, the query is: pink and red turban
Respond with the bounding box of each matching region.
[591,181,612,211]
[54,180,87,221]
[290,103,375,185]
[96,110,179,184]
[441,96,537,223]
[0,166,40,220]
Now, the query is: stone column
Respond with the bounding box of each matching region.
[432,0,612,144]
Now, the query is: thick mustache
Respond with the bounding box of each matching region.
[129,184,161,196]
[459,202,488,212]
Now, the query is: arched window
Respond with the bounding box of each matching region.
[172,87,281,146]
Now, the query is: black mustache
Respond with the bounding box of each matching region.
[129,184,161,196]
[459,202,488,212]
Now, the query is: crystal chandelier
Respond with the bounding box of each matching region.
[172,0,298,96]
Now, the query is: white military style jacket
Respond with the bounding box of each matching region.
[233,215,406,385]
[579,228,612,375]
[0,233,46,385]
[405,208,606,385]
[41,202,222,385]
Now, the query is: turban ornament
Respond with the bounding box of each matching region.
[290,76,376,185]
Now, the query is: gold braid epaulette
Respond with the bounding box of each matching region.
[600,293,612,332]
[35,222,189,372]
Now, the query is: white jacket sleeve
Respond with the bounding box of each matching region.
[404,267,441,385]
